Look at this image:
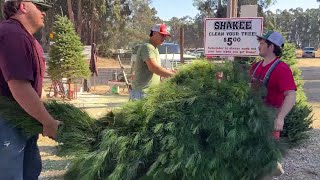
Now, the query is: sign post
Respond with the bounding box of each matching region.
[204,17,263,57]
[49,32,54,39]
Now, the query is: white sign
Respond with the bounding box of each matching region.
[204,17,263,57]
[83,45,92,60]
[240,5,258,17]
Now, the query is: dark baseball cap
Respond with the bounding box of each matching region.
[5,0,52,11]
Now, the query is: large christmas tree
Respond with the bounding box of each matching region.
[63,61,281,180]
[0,61,282,180]
[48,15,90,81]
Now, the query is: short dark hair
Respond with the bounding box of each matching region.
[258,37,283,57]
[3,1,23,20]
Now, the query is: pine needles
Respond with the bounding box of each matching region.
[65,61,281,180]
[0,61,282,179]
[0,97,97,156]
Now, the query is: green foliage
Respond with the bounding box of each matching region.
[65,61,281,180]
[46,101,98,156]
[1,61,294,179]
[97,44,114,57]
[282,104,313,145]
[0,97,42,137]
[0,1,3,21]
[280,42,313,144]
[193,0,276,17]
[48,15,90,80]
[264,7,320,48]
[96,0,158,52]
[0,96,97,156]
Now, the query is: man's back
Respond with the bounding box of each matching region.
[132,42,161,91]
[0,18,26,36]
[0,19,45,98]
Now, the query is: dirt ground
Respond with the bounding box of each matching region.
[38,57,320,180]
[297,58,320,128]
[96,57,131,68]
[96,57,120,68]
[39,90,130,179]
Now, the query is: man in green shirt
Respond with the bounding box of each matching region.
[130,24,175,100]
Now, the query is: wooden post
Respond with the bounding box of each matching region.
[180,27,184,64]
[90,0,96,45]
[227,0,232,18]
[226,0,237,61]
[232,0,238,17]
[227,0,237,18]
[66,0,75,24]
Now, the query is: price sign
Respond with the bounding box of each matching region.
[204,17,263,57]
[224,37,242,46]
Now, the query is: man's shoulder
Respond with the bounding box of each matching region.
[273,60,293,74]
[140,42,155,50]
[250,60,262,72]
[0,20,26,38]
[277,60,291,69]
[138,43,157,57]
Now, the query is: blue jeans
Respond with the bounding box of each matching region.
[0,117,41,180]
[129,89,145,100]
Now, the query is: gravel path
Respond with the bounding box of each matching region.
[278,129,320,180]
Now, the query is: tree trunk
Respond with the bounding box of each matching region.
[83,0,96,92]
[216,0,224,18]
[67,0,75,24]
[76,0,83,36]
[90,0,96,44]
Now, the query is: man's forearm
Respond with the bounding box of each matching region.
[145,59,175,78]
[277,90,296,119]
[8,80,55,125]
[150,65,174,77]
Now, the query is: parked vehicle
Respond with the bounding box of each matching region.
[191,48,205,58]
[302,47,316,58]
[158,43,196,69]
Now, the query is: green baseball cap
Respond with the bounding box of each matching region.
[5,0,52,11]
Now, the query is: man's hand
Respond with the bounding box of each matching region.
[8,80,62,139]
[274,117,284,131]
[274,90,296,131]
[145,59,175,77]
[169,69,176,73]
[42,119,61,139]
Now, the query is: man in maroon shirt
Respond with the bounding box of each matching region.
[250,31,297,180]
[0,1,60,179]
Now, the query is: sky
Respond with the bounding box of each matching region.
[150,0,320,21]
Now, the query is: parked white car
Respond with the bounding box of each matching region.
[158,43,197,69]
[302,47,316,58]
[191,48,205,58]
